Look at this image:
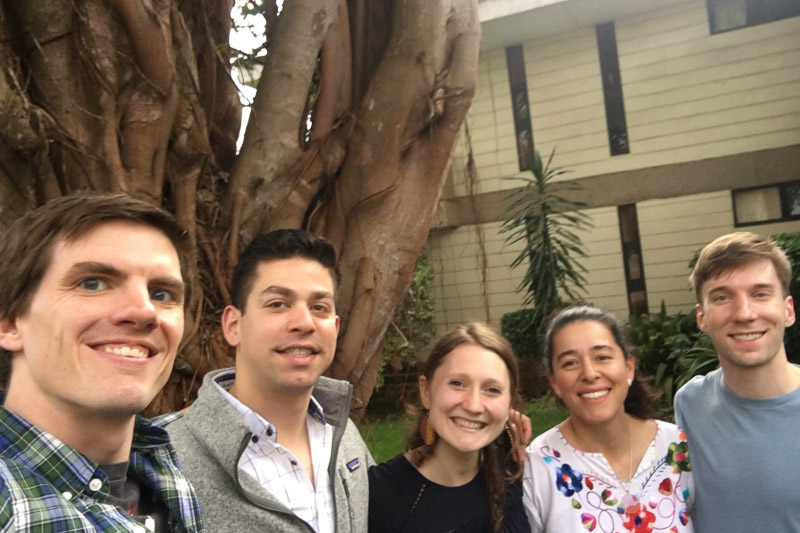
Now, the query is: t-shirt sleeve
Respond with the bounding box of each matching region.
[368,463,399,533]
[522,446,545,533]
[674,385,687,429]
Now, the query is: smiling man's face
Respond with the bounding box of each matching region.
[697,258,795,373]
[0,221,185,423]
[222,257,339,397]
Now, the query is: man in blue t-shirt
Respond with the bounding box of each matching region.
[675,232,800,532]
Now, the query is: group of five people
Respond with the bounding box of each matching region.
[0,192,796,531]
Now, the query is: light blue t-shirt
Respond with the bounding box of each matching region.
[674,368,800,532]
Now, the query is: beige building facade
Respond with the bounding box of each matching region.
[430,0,800,331]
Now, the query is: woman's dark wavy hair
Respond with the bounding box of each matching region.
[543,305,660,420]
[407,322,523,533]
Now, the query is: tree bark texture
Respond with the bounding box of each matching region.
[0,0,479,420]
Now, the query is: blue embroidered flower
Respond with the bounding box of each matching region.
[555,463,583,496]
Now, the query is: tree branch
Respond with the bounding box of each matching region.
[223,0,336,253]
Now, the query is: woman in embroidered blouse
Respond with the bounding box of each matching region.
[368,322,531,533]
[523,306,693,533]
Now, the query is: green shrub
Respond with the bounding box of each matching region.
[500,308,539,360]
[377,251,435,389]
[500,149,591,342]
[772,232,800,365]
[628,302,717,410]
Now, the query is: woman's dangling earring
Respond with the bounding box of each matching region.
[420,412,436,446]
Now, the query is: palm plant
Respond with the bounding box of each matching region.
[501,149,592,337]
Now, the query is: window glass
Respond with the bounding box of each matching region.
[708,0,800,33]
[733,186,782,224]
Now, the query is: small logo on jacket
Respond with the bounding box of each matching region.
[346,458,360,471]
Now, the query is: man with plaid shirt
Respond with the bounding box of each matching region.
[0,193,204,532]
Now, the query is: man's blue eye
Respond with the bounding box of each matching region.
[150,288,173,302]
[80,278,106,291]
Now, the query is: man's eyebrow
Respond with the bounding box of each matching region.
[261,286,294,298]
[64,261,123,279]
[708,282,775,295]
[65,262,185,296]
[260,286,334,300]
[309,290,335,301]
[152,277,186,297]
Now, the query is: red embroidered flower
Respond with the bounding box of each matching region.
[622,503,656,533]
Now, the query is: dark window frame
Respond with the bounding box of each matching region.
[732,180,800,227]
[596,22,630,157]
[617,204,648,316]
[505,45,535,172]
[707,0,800,34]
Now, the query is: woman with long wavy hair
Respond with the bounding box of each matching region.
[368,322,530,533]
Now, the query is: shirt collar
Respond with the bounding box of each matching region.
[0,405,103,497]
[213,370,327,441]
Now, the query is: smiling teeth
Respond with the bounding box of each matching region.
[732,333,763,341]
[454,419,484,429]
[580,390,608,399]
[105,346,148,359]
[283,348,314,356]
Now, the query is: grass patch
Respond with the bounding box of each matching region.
[359,396,568,463]
[359,412,413,464]
[524,395,568,437]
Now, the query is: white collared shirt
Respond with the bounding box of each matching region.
[214,372,336,533]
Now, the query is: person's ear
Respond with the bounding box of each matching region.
[419,375,431,409]
[221,306,242,347]
[696,304,708,333]
[626,356,636,384]
[785,296,795,328]
[0,317,23,353]
[547,371,561,398]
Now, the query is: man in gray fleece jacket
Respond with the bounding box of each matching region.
[167,230,373,532]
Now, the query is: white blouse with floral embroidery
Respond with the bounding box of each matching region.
[523,420,694,533]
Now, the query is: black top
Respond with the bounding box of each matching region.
[368,454,531,533]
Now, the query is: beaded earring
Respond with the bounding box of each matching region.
[504,422,515,447]
[420,412,436,446]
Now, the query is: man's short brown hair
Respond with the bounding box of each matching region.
[0,192,191,379]
[690,232,791,302]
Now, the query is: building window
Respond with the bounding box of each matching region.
[596,23,629,157]
[733,181,800,226]
[505,45,535,172]
[618,204,648,316]
[707,0,800,34]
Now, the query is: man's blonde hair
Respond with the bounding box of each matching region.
[690,232,791,302]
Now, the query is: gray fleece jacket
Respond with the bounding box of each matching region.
[166,368,373,533]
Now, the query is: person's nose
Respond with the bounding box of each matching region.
[463,388,484,414]
[110,282,158,329]
[732,296,758,322]
[287,304,315,333]
[581,360,600,381]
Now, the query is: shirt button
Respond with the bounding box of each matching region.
[88,478,103,491]
[251,435,259,443]
[266,428,273,437]
[61,491,72,500]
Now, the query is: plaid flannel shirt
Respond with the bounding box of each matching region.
[0,406,204,532]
